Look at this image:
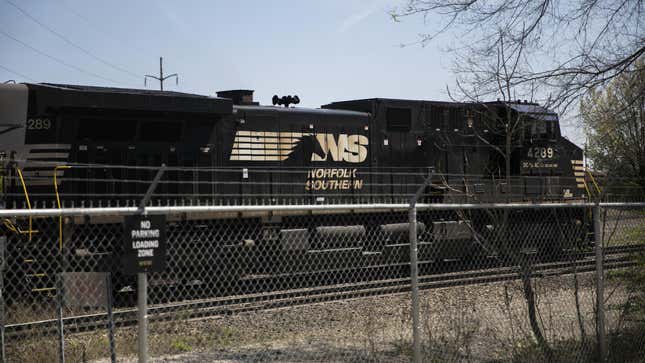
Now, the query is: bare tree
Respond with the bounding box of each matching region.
[391,0,644,112]
[393,3,623,357]
[435,31,558,359]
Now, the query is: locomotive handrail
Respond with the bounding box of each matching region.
[1,201,644,218]
[587,169,602,194]
[15,167,35,241]
[2,218,39,235]
[53,165,71,251]
[11,158,630,180]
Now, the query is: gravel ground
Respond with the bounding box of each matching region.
[90,270,628,363]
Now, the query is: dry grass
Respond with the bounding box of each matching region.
[6,318,240,363]
[6,266,644,362]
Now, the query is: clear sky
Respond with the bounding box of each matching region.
[0,0,453,104]
[0,0,580,142]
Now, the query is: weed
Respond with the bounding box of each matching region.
[170,340,192,353]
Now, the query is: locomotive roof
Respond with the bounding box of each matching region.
[506,103,558,121]
[323,97,455,108]
[22,83,558,121]
[325,97,556,109]
[235,104,370,117]
[25,82,233,115]
[40,83,212,98]
[323,97,558,120]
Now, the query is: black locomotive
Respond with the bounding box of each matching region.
[0,83,591,295]
[0,83,586,201]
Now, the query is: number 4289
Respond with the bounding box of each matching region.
[527,147,554,159]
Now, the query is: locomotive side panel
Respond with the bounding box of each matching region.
[223,107,372,202]
[374,100,429,199]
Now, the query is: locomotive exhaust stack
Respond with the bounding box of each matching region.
[216,89,259,105]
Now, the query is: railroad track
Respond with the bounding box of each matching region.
[5,244,644,338]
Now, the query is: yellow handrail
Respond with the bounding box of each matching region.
[15,167,33,242]
[3,219,19,234]
[2,218,39,235]
[54,165,71,252]
[587,169,602,194]
[583,180,592,200]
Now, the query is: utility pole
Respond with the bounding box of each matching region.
[144,57,178,91]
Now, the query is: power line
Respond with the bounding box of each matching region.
[58,0,146,55]
[0,64,37,82]
[0,28,123,85]
[0,63,37,82]
[5,0,141,80]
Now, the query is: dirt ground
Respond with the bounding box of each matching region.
[86,270,631,363]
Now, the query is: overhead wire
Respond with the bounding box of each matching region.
[57,0,146,56]
[4,0,141,81]
[0,63,37,82]
[0,28,124,85]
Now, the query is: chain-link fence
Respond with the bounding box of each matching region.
[409,203,645,363]
[0,168,644,362]
[1,202,643,362]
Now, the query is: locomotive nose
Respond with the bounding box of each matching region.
[0,83,28,159]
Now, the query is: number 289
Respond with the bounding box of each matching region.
[27,118,51,130]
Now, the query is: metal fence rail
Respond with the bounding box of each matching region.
[0,199,644,362]
[3,201,645,218]
[3,163,645,210]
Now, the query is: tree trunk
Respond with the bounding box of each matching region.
[506,123,553,360]
[521,256,554,361]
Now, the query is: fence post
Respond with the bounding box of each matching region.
[136,164,165,363]
[593,204,606,361]
[105,273,116,363]
[408,205,421,363]
[57,236,66,363]
[0,236,5,363]
[409,171,433,363]
[137,273,148,363]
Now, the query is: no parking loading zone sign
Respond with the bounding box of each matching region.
[122,214,167,274]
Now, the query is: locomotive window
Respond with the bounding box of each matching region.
[525,119,557,140]
[442,109,450,130]
[545,120,556,139]
[139,121,182,142]
[524,120,536,139]
[536,120,547,138]
[77,119,136,141]
[386,107,411,131]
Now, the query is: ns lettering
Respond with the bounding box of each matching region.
[312,134,368,163]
